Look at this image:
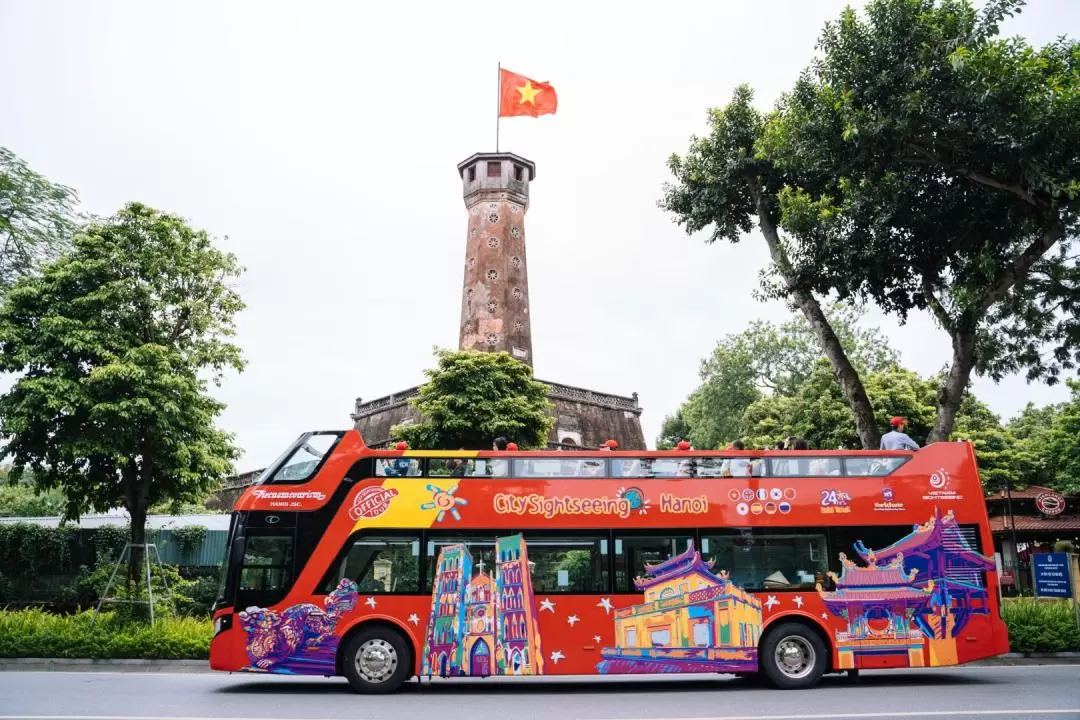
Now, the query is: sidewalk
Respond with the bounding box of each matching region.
[2,653,1078,673]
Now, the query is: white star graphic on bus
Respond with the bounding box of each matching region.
[793,595,804,609]
[593,635,602,644]
[407,613,420,625]
[550,650,565,664]
[567,614,580,627]
[822,612,829,620]
[365,597,377,608]
[764,595,779,611]
[540,598,555,613]
[597,597,613,614]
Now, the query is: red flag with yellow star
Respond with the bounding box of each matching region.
[499,68,557,118]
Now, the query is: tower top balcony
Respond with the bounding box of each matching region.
[457,152,536,209]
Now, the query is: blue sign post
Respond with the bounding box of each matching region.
[1032,553,1074,599]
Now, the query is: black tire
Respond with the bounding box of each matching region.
[759,622,828,690]
[341,625,413,694]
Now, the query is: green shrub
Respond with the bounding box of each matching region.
[0,608,211,659]
[1003,598,1080,653]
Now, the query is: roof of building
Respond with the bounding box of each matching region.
[989,515,1080,532]
[987,485,1079,501]
[0,512,231,531]
[821,587,933,602]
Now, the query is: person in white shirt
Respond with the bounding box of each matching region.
[880,416,920,450]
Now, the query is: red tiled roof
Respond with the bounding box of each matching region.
[821,588,932,602]
[989,515,1080,532]
[987,485,1080,501]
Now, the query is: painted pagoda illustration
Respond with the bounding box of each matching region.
[421,533,543,677]
[598,541,762,674]
[819,507,996,668]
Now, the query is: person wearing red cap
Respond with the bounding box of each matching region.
[880,416,920,450]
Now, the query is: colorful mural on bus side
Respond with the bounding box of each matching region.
[232,502,996,676]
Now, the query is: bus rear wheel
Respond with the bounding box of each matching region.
[342,626,412,694]
[759,623,827,690]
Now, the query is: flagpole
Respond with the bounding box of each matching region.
[496,61,501,152]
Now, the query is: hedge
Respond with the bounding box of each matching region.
[0,609,210,659]
[1001,598,1080,654]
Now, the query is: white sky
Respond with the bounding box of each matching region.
[2,0,1077,471]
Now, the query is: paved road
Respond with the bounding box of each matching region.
[0,666,1078,720]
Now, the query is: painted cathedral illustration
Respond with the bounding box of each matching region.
[421,533,544,677]
[597,541,763,674]
[818,507,996,668]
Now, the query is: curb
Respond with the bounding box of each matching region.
[2,653,1079,672]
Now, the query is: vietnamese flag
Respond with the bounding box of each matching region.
[499,68,557,118]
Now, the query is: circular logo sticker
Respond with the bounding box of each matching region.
[784,488,797,500]
[770,487,783,500]
[742,488,755,502]
[756,488,768,501]
[778,501,792,514]
[765,502,777,514]
[751,502,764,515]
[728,489,741,502]
[736,502,749,516]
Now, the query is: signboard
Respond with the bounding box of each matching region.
[1032,553,1074,599]
[1035,490,1066,516]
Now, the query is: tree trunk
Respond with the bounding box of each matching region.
[929,326,976,444]
[128,504,147,589]
[751,189,881,449]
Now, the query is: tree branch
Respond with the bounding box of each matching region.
[921,271,955,332]
[975,220,1066,316]
[908,143,1042,209]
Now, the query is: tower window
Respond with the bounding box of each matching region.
[486,333,499,346]
[468,166,476,182]
[513,320,524,332]
[511,256,520,268]
[511,227,521,238]
[487,237,500,248]
[487,301,498,313]
[486,269,499,282]
[512,287,523,299]
[487,162,502,177]
[487,212,500,225]
[513,165,524,182]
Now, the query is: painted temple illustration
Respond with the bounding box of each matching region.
[819,507,996,668]
[421,533,543,677]
[597,541,763,674]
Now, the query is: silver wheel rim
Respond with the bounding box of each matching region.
[774,635,815,679]
[355,638,398,684]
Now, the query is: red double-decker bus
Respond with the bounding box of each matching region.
[209,431,1009,692]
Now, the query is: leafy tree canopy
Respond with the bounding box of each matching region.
[761,0,1080,441]
[0,202,245,581]
[0,147,78,299]
[392,349,555,450]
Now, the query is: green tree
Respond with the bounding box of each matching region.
[0,202,245,584]
[0,147,79,298]
[1005,402,1060,490]
[392,349,554,450]
[656,407,691,450]
[661,87,883,448]
[660,304,899,449]
[0,468,65,517]
[1045,380,1080,494]
[760,0,1080,443]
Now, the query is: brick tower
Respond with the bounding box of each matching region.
[457,152,535,366]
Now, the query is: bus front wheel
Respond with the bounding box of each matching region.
[342,626,412,694]
[759,623,827,690]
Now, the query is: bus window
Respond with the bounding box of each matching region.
[429,458,511,477]
[694,457,767,478]
[613,458,691,478]
[614,533,694,593]
[522,534,608,593]
[375,458,421,477]
[770,456,843,477]
[270,433,340,483]
[513,458,599,477]
[425,535,497,592]
[236,533,294,608]
[322,534,420,594]
[844,456,909,476]
[702,530,828,591]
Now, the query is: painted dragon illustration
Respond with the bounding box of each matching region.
[238,578,359,671]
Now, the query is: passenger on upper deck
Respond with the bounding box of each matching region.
[880,416,920,451]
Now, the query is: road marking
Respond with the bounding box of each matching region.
[6,711,1080,720]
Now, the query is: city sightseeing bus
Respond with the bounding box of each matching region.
[209,430,1009,693]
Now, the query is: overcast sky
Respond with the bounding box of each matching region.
[2,0,1077,471]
